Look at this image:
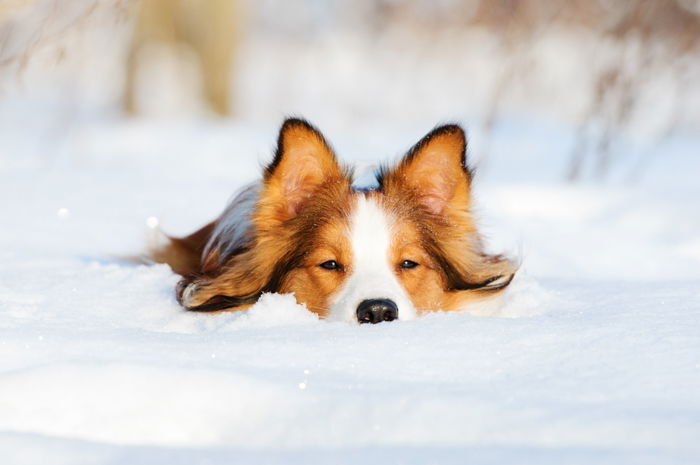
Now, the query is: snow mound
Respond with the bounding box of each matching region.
[220,292,320,330]
[468,272,552,318]
[0,363,292,447]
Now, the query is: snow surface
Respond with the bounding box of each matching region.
[1,116,700,465]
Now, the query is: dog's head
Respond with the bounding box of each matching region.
[181,118,516,323]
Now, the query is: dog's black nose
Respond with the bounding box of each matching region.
[356,299,398,324]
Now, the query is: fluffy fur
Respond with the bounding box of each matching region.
[149,118,517,322]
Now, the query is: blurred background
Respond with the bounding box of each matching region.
[1,0,698,182]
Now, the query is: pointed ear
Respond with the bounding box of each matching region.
[261,118,347,221]
[383,124,470,215]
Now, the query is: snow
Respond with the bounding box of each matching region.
[1,4,700,460]
[1,115,699,464]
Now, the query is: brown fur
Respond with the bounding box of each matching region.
[377,125,516,312]
[149,221,216,276]
[151,118,517,316]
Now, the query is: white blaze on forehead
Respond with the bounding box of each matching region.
[327,195,417,322]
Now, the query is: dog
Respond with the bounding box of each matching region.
[149,118,517,323]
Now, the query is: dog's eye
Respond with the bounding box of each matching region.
[399,260,419,269]
[319,260,342,271]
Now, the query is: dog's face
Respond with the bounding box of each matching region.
[179,119,515,323]
[280,192,429,322]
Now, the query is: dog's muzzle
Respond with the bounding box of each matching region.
[356,299,398,324]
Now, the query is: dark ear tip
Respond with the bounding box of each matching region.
[266,116,338,180]
[430,123,466,141]
[433,123,467,168]
[280,117,318,134]
[417,123,467,151]
[399,122,468,170]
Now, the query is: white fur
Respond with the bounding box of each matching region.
[327,195,417,322]
[203,183,259,263]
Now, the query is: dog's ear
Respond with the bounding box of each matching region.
[260,118,347,222]
[381,124,518,294]
[382,124,470,215]
[179,119,349,312]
